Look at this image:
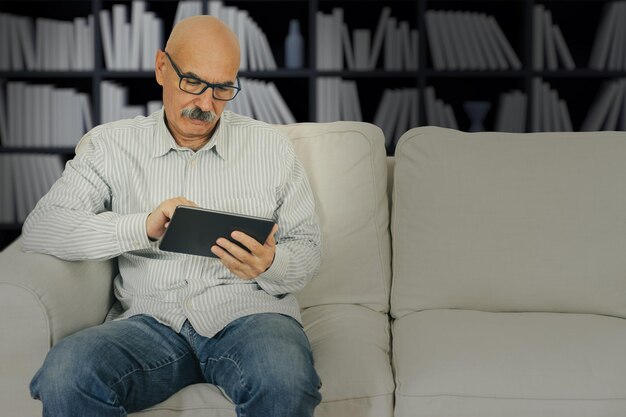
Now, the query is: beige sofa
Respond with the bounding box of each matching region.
[2,123,626,417]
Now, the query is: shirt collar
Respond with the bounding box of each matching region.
[153,109,230,160]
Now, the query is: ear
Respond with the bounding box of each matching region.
[155,50,166,86]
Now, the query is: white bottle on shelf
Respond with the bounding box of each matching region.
[285,19,304,69]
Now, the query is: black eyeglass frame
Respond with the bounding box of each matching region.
[163,50,241,101]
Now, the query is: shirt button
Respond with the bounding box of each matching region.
[185,300,193,309]
[183,279,189,285]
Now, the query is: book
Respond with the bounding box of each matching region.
[112,4,127,70]
[559,99,573,132]
[552,25,576,70]
[129,0,146,70]
[457,11,482,70]
[373,89,393,146]
[532,5,544,70]
[581,80,617,131]
[588,2,619,70]
[488,15,521,70]
[100,10,115,70]
[603,78,624,130]
[543,9,558,70]
[16,16,36,70]
[341,23,355,70]
[0,82,8,146]
[424,86,438,126]
[480,13,508,70]
[447,11,470,70]
[531,78,542,132]
[425,10,445,70]
[0,14,9,70]
[368,7,391,69]
[0,155,15,223]
[267,82,296,124]
[437,11,458,70]
[607,3,625,71]
[354,29,371,70]
[470,12,498,70]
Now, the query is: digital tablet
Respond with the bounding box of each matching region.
[158,205,275,258]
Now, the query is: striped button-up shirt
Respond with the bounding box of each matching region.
[22,110,322,337]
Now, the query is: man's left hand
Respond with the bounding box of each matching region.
[211,224,279,280]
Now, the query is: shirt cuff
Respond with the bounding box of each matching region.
[255,245,289,295]
[116,212,153,253]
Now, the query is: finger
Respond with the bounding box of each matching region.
[211,244,253,279]
[230,231,264,255]
[216,237,254,263]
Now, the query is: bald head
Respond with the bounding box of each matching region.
[165,15,240,70]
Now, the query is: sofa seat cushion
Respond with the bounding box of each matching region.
[133,304,394,417]
[393,309,626,417]
[130,384,234,417]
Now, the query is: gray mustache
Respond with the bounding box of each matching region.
[181,107,217,123]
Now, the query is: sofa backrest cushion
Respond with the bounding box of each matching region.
[277,122,391,312]
[391,126,626,319]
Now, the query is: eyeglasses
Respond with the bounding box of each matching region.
[164,51,241,101]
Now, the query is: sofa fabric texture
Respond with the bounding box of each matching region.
[2,124,626,417]
[391,127,626,417]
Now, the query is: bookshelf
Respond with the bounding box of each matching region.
[1,0,625,250]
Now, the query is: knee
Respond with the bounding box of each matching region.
[251,338,322,404]
[30,334,106,402]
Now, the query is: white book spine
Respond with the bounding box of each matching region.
[581,80,617,131]
[353,29,371,70]
[479,13,508,70]
[332,8,344,70]
[559,99,573,132]
[470,12,498,70]
[129,0,146,70]
[267,82,296,124]
[0,14,10,70]
[373,89,393,146]
[112,4,127,69]
[456,12,480,70]
[543,9,558,70]
[0,155,15,222]
[341,23,355,70]
[588,2,618,69]
[0,82,9,146]
[603,78,624,130]
[448,12,470,70]
[16,16,36,70]
[488,15,521,70]
[552,24,576,70]
[368,6,391,69]
[532,5,545,70]
[99,10,115,70]
[531,78,542,132]
[436,11,457,70]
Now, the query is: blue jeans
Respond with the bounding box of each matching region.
[30,313,321,417]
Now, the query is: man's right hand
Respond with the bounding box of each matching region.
[146,196,197,241]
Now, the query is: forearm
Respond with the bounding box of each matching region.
[22,206,152,261]
[255,230,322,296]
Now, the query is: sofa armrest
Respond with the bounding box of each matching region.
[0,237,116,415]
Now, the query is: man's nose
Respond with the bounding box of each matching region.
[194,89,215,112]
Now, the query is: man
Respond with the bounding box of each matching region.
[22,15,322,417]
